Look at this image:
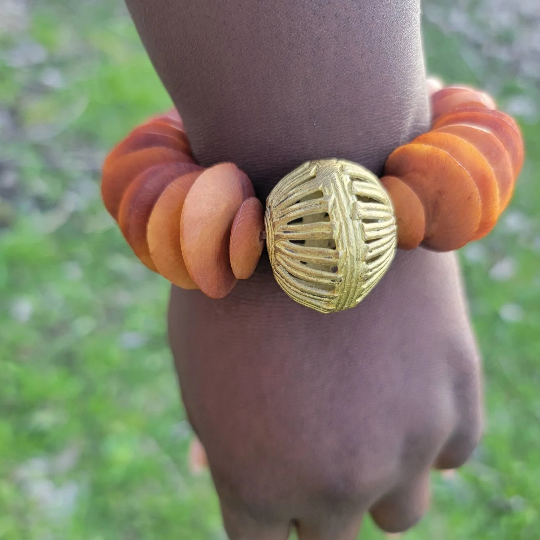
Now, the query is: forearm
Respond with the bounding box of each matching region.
[124,0,429,197]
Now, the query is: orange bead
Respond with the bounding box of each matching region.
[385,143,481,251]
[433,108,524,177]
[230,197,265,279]
[380,176,425,250]
[431,87,496,120]
[101,147,194,219]
[162,107,184,126]
[146,109,185,131]
[413,131,499,240]
[434,124,514,212]
[435,104,521,136]
[141,120,191,151]
[147,170,204,289]
[118,162,202,270]
[104,127,190,167]
[239,175,256,199]
[430,85,477,101]
[132,120,191,153]
[180,163,247,298]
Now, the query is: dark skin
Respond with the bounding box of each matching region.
[123,1,483,538]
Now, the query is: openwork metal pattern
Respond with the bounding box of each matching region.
[265,159,397,313]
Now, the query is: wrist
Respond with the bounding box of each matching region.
[126,0,429,197]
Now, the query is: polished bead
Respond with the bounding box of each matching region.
[413,131,499,240]
[230,197,265,279]
[385,144,481,251]
[147,170,204,289]
[181,163,247,299]
[118,162,202,270]
[381,176,425,250]
[102,147,193,219]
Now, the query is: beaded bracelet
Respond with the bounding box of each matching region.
[101,82,524,313]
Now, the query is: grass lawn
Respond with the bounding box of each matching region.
[1,1,539,538]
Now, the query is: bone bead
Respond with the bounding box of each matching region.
[230,197,265,279]
[180,163,248,299]
[385,143,481,251]
[380,176,425,250]
[118,162,202,270]
[413,131,499,240]
[147,170,204,289]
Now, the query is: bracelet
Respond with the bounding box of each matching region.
[101,82,524,313]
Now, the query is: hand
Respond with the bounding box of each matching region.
[170,247,482,539]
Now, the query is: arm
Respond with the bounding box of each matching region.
[124,1,482,539]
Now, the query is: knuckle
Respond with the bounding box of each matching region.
[213,467,279,520]
[373,503,427,534]
[315,455,399,508]
[370,475,431,533]
[436,420,483,469]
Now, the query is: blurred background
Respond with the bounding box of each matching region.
[1,0,539,538]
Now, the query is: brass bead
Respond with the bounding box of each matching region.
[265,159,397,313]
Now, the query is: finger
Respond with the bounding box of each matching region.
[440,469,456,480]
[188,437,208,474]
[369,471,431,534]
[435,403,482,470]
[436,338,483,470]
[296,512,363,540]
[220,502,291,540]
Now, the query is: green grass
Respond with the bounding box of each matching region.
[1,2,539,538]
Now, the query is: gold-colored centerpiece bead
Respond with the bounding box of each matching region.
[265,159,397,313]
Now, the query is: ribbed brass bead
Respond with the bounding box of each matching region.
[265,159,397,313]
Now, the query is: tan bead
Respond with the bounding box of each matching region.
[433,108,524,177]
[104,126,190,165]
[431,87,496,120]
[147,170,204,289]
[434,124,514,212]
[380,176,425,250]
[141,121,191,154]
[385,143,481,251]
[145,110,185,131]
[413,131,499,240]
[118,162,202,270]
[133,120,191,154]
[230,197,265,279]
[102,147,193,219]
[239,174,256,199]
[180,163,247,299]
[161,107,184,127]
